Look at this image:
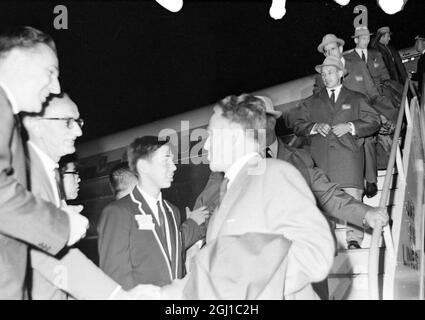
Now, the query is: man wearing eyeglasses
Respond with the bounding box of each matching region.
[0,26,88,299]
[21,93,155,300]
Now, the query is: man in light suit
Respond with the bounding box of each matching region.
[290,57,381,248]
[23,93,153,300]
[0,26,88,299]
[158,94,335,299]
[98,136,209,290]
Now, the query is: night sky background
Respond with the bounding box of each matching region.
[0,0,423,143]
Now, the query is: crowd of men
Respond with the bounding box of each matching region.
[0,24,423,300]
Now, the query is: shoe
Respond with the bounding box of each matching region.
[347,240,361,249]
[364,182,378,198]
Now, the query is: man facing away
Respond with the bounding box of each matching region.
[98,136,209,290]
[157,94,335,299]
[108,162,138,200]
[195,95,389,245]
[0,26,88,299]
[23,93,151,300]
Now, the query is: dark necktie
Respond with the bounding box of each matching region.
[54,168,66,201]
[265,147,273,158]
[361,51,366,62]
[156,200,170,255]
[219,177,229,205]
[330,89,336,105]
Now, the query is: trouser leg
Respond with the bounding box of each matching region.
[364,136,377,184]
[342,187,364,244]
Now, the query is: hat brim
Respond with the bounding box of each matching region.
[317,38,345,53]
[315,64,347,76]
[265,110,282,118]
[351,32,374,38]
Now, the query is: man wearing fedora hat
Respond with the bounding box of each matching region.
[371,26,407,86]
[312,33,398,199]
[290,56,381,249]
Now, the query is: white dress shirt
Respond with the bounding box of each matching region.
[224,152,259,189]
[137,186,172,257]
[0,82,19,114]
[311,84,355,136]
[355,48,368,62]
[28,141,61,207]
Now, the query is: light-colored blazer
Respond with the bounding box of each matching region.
[205,155,335,299]
[27,143,121,300]
[0,88,69,299]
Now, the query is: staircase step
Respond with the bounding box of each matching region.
[328,274,384,300]
[329,247,385,275]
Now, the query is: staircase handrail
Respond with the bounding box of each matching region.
[368,79,411,299]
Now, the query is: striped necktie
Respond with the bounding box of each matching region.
[54,168,66,201]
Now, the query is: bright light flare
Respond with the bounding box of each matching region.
[334,0,350,6]
[377,0,406,15]
[155,0,183,13]
[269,0,286,20]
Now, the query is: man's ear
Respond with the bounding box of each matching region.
[354,38,359,46]
[136,158,149,175]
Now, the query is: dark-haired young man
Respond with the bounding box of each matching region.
[108,162,138,200]
[98,136,208,289]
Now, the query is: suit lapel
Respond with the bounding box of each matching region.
[130,187,170,263]
[319,88,335,112]
[334,86,349,112]
[208,155,262,241]
[162,201,179,279]
[27,143,57,205]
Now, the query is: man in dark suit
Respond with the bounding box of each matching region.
[98,136,208,289]
[290,56,381,248]
[0,26,88,299]
[313,33,398,198]
[371,26,407,86]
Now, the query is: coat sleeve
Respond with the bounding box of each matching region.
[287,99,317,137]
[97,204,135,290]
[313,74,325,95]
[264,161,335,297]
[351,94,381,137]
[0,108,69,255]
[295,149,371,227]
[193,171,223,211]
[179,205,206,249]
[31,248,122,300]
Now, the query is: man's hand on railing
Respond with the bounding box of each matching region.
[364,207,389,229]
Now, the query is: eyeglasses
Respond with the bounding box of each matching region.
[39,117,84,129]
[63,170,79,176]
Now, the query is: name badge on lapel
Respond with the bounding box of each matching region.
[373,62,379,68]
[342,104,351,110]
[355,75,363,82]
[135,214,155,230]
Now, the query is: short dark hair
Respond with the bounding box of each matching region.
[127,136,169,175]
[108,162,137,195]
[213,94,267,141]
[0,26,56,58]
[59,153,78,175]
